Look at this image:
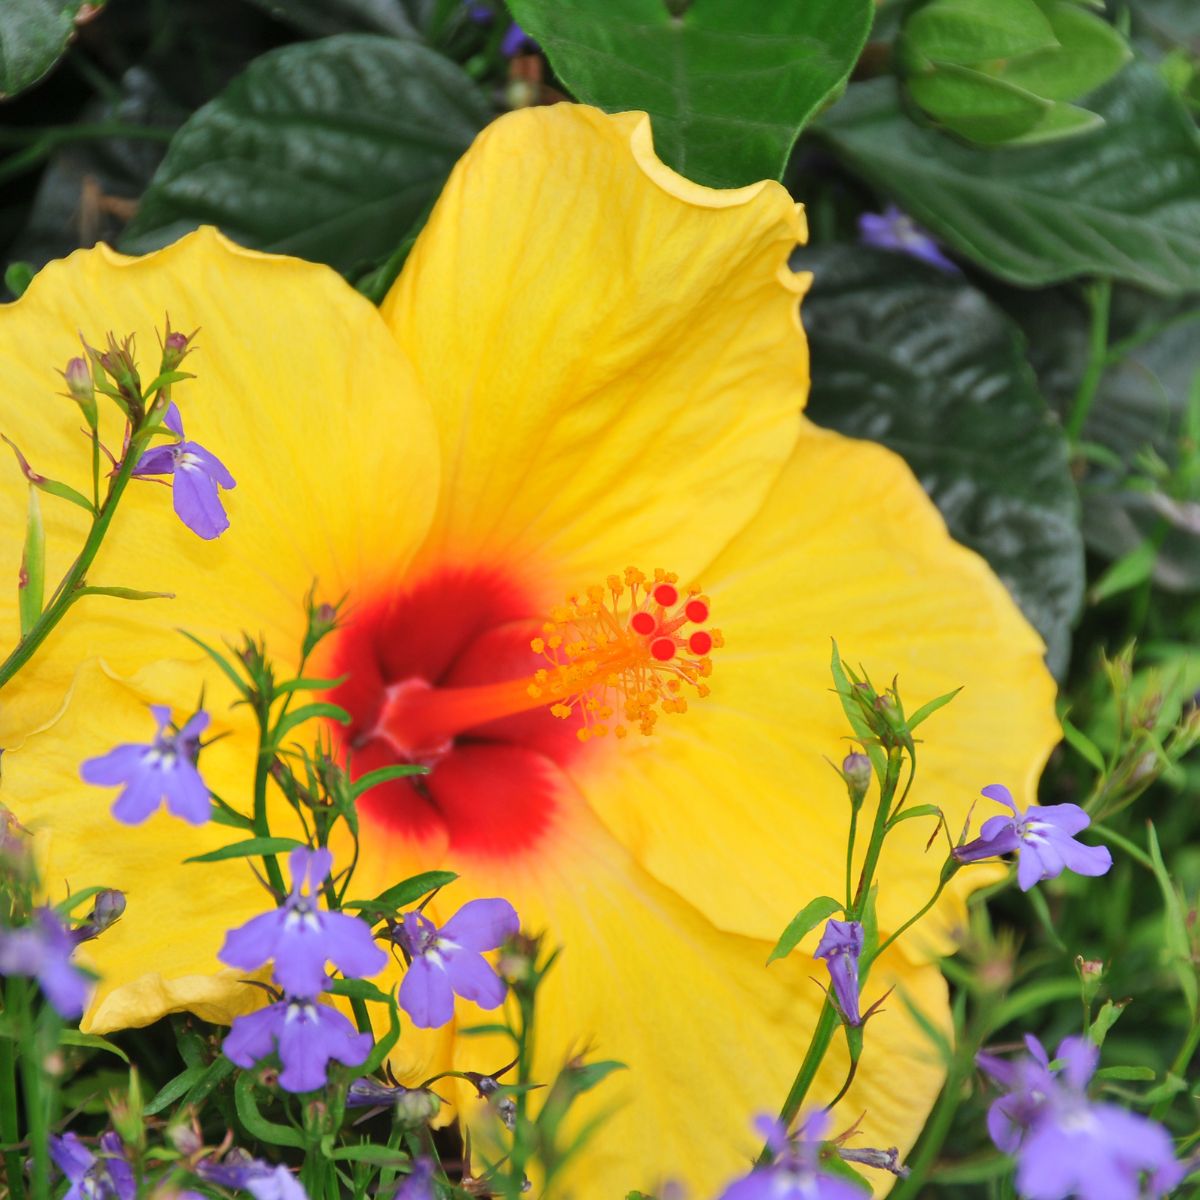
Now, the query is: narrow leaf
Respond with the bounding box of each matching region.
[906,687,962,731]
[326,978,393,1004]
[233,1073,305,1148]
[58,1030,130,1064]
[887,803,944,830]
[178,630,251,699]
[1095,1064,1155,1082]
[767,896,843,964]
[185,836,305,865]
[1147,823,1198,1017]
[830,641,885,777]
[144,1065,207,1115]
[272,702,350,745]
[18,485,44,637]
[274,675,348,696]
[344,869,458,916]
[77,586,175,602]
[350,763,430,799]
[1061,715,1106,773]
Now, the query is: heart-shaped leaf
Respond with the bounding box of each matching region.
[506,0,874,187]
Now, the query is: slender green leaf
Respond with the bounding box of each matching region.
[767,896,842,964]
[887,803,943,830]
[144,1065,207,1115]
[274,675,347,696]
[184,836,305,864]
[907,688,962,732]
[1061,715,1106,773]
[350,763,430,798]
[507,0,873,188]
[272,702,350,745]
[234,1074,305,1148]
[58,1030,129,1065]
[1147,823,1198,1016]
[1095,1064,1155,1081]
[178,630,250,699]
[326,978,393,1004]
[344,869,458,916]
[76,586,175,602]
[1089,539,1158,603]
[18,486,44,637]
[830,642,885,778]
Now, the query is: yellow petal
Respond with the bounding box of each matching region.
[0,228,439,745]
[6,662,279,1029]
[577,420,1058,951]
[381,104,809,592]
[403,798,949,1198]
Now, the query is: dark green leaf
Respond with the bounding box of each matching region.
[767,895,842,964]
[0,0,75,100]
[800,247,1084,676]
[240,0,419,38]
[121,34,491,279]
[507,0,873,188]
[145,1065,208,1115]
[344,869,458,915]
[184,836,305,864]
[818,64,1200,292]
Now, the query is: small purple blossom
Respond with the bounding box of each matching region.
[395,897,519,1029]
[393,1159,435,1200]
[955,785,1112,891]
[719,1113,865,1200]
[49,1132,135,1200]
[134,405,235,540]
[0,907,91,1019]
[814,918,864,1026]
[219,847,386,997]
[500,22,535,56]
[858,205,959,273]
[81,706,211,826]
[979,1035,1183,1200]
[222,996,372,1094]
[197,1152,308,1200]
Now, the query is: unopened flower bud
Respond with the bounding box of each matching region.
[395,1086,441,1128]
[73,889,126,944]
[841,752,872,806]
[167,1120,203,1156]
[1076,955,1105,1002]
[839,1146,909,1179]
[159,324,196,373]
[62,356,98,428]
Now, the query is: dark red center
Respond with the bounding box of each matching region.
[323,567,586,859]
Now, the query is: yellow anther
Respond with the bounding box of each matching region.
[547,634,563,650]
[526,684,542,699]
[534,668,548,684]
[530,637,545,654]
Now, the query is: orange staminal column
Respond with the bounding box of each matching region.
[376,567,720,755]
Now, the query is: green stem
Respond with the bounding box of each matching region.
[844,805,859,912]
[758,996,839,1164]
[1150,1010,1200,1121]
[0,123,175,187]
[13,983,49,1200]
[873,874,949,964]
[1090,822,1155,871]
[1066,279,1112,443]
[853,747,904,911]
[0,433,145,690]
[0,992,25,1200]
[253,726,287,897]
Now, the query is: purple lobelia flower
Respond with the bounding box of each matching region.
[719,1113,865,1200]
[81,706,212,826]
[393,897,519,1029]
[858,205,959,273]
[393,1159,435,1200]
[197,1153,308,1200]
[813,918,864,1026]
[219,847,386,997]
[954,784,1112,891]
[222,995,373,1094]
[50,1132,135,1200]
[134,405,235,540]
[980,1035,1183,1200]
[0,907,91,1019]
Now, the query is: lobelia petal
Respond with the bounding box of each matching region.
[443,948,506,1010]
[399,955,456,1029]
[110,769,167,825]
[271,927,335,999]
[312,1001,373,1068]
[185,442,237,491]
[980,783,1019,811]
[132,445,178,477]
[172,463,230,540]
[176,710,210,743]
[276,1005,331,1093]
[321,911,387,980]
[1016,845,1050,891]
[219,911,286,973]
[1053,834,1113,879]
[79,744,148,786]
[38,956,89,1019]
[163,759,212,825]
[1032,801,1091,837]
[223,1004,283,1069]
[978,813,1019,844]
[49,1133,94,1180]
[438,897,519,952]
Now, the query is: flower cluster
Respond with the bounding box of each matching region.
[954,784,1112,891]
[390,897,520,1029]
[49,1132,134,1200]
[0,906,91,1019]
[978,1035,1182,1200]
[219,847,384,1092]
[81,705,212,826]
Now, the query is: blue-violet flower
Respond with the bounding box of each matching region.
[394,897,519,1029]
[49,1132,135,1200]
[858,205,958,273]
[219,847,386,997]
[198,1153,308,1200]
[0,907,91,1018]
[979,1035,1182,1200]
[814,918,864,1026]
[223,995,373,1094]
[81,705,211,826]
[718,1113,865,1200]
[955,784,1112,891]
[134,405,235,540]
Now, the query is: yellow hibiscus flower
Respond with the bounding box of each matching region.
[0,104,1057,1195]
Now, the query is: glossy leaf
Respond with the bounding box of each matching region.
[239,0,418,37]
[0,0,75,100]
[818,64,1200,292]
[800,247,1084,676]
[506,0,874,187]
[121,34,490,278]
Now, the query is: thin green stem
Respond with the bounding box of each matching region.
[1066,279,1113,443]
[0,995,25,1200]
[0,433,144,690]
[0,123,175,187]
[252,724,287,897]
[844,805,859,912]
[1091,822,1155,871]
[13,983,49,1200]
[873,874,949,964]
[757,997,839,1165]
[1151,1010,1200,1121]
[853,747,905,911]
